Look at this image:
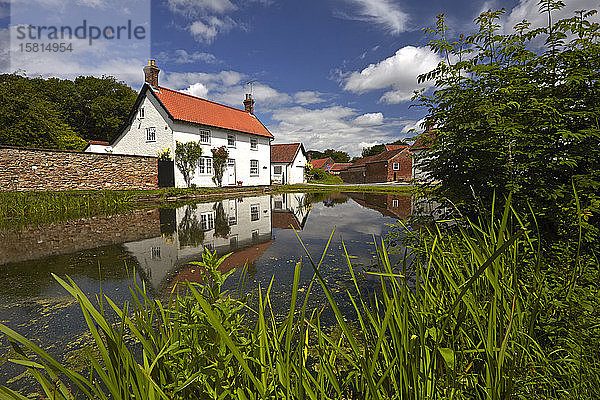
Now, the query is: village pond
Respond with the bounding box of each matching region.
[0,191,439,391]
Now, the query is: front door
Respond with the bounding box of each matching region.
[227,159,236,185]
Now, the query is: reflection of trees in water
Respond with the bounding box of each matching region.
[306,192,349,207]
[177,205,204,248]
[213,202,230,239]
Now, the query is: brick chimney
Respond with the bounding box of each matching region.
[143,60,160,89]
[244,93,255,114]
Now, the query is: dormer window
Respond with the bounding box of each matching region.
[199,129,211,144]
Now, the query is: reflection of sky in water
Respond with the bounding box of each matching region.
[0,192,411,390]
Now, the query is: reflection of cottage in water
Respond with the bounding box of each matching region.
[349,193,412,220]
[123,195,273,291]
[271,193,310,230]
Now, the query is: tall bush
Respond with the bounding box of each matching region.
[416,5,600,241]
[211,146,229,187]
[175,141,203,188]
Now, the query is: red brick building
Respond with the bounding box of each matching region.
[339,148,412,184]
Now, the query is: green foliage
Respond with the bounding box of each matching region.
[308,149,350,163]
[177,204,205,247]
[0,74,136,148]
[211,146,229,187]
[361,141,407,158]
[213,201,231,239]
[175,141,203,188]
[361,144,386,158]
[0,75,86,150]
[415,6,600,243]
[2,199,597,398]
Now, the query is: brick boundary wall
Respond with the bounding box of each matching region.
[0,146,158,192]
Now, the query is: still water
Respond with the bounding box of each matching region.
[0,191,435,390]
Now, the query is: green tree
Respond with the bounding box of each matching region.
[0,74,86,150]
[416,5,600,239]
[361,144,386,158]
[175,141,203,188]
[324,149,351,163]
[0,73,137,148]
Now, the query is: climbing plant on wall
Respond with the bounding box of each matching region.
[211,146,229,187]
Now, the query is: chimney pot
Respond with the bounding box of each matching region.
[143,59,160,89]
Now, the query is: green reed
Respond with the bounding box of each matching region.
[0,198,597,399]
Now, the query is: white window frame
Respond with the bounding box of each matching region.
[393,162,400,171]
[250,137,258,150]
[250,204,260,222]
[273,165,282,175]
[251,229,260,242]
[392,199,399,208]
[146,127,156,142]
[139,107,145,119]
[200,211,215,231]
[199,129,211,144]
[250,160,259,176]
[198,157,213,175]
[227,134,236,147]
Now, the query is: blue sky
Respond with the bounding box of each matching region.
[1,0,598,155]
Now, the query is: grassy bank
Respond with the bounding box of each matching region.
[1,199,597,399]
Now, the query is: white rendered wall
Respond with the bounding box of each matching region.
[270,150,307,184]
[289,151,307,184]
[173,124,271,188]
[111,93,175,157]
[85,144,113,153]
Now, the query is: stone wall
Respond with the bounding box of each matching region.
[0,209,161,265]
[0,146,158,192]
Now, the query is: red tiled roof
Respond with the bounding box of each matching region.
[167,240,274,291]
[89,140,110,146]
[385,144,409,151]
[349,149,407,168]
[272,211,301,230]
[411,130,436,150]
[311,158,334,169]
[330,163,351,172]
[154,86,273,138]
[271,143,302,163]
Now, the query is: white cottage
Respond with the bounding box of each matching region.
[87,60,273,188]
[270,143,308,184]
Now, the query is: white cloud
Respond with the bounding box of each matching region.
[336,0,409,34]
[159,49,219,64]
[354,112,383,126]
[400,118,426,134]
[164,71,290,110]
[269,105,405,156]
[166,0,236,17]
[182,82,209,98]
[342,46,442,104]
[189,16,236,43]
[293,90,327,105]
